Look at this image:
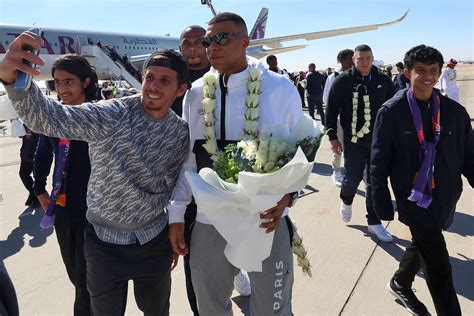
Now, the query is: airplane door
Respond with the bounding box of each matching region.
[76,35,91,54]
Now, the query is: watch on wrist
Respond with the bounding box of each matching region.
[287,191,299,208]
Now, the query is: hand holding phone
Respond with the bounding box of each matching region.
[14,28,43,91]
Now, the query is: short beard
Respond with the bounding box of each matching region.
[188,61,204,70]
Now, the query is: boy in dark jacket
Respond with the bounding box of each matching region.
[371,45,474,316]
[34,55,97,315]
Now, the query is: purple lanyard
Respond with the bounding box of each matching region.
[406,88,440,209]
[40,139,70,229]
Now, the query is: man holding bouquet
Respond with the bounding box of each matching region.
[167,12,303,315]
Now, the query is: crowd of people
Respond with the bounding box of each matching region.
[0,10,472,316]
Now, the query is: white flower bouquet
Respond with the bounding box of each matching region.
[212,130,323,184]
[185,114,323,272]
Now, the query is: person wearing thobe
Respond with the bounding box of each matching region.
[438,58,459,102]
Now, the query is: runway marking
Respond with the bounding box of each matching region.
[338,221,393,315]
[0,160,20,167]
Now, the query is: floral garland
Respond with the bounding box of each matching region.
[201,68,312,277]
[202,73,219,159]
[201,67,262,159]
[351,85,371,143]
[292,220,312,277]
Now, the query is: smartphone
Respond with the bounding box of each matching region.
[14,28,43,91]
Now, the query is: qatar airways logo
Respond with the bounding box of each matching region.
[0,33,76,55]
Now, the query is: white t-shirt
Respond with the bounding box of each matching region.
[323,68,343,105]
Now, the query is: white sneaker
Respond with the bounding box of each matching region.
[331,171,342,187]
[234,271,251,296]
[340,202,352,222]
[368,224,393,242]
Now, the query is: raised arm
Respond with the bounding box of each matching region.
[0,31,124,142]
[6,83,125,142]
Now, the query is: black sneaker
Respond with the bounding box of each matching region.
[387,278,430,315]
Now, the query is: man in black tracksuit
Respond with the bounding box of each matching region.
[325,44,395,242]
[305,63,324,123]
[371,45,474,316]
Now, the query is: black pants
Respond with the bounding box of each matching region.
[393,226,461,316]
[19,160,34,195]
[307,94,325,125]
[54,216,91,316]
[184,203,199,316]
[340,140,380,225]
[297,88,305,108]
[84,224,172,316]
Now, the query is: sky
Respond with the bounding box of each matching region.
[0,0,473,72]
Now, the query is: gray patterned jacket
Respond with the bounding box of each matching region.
[7,83,189,231]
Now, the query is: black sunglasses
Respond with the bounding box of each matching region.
[199,32,242,48]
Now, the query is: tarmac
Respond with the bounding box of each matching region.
[0,68,473,315]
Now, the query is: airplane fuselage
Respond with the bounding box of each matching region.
[0,11,408,81]
[0,24,180,80]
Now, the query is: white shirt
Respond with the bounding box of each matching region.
[438,67,459,102]
[167,57,303,224]
[323,68,343,105]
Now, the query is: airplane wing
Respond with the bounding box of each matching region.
[248,44,308,59]
[248,10,409,48]
[129,53,152,72]
[130,54,151,63]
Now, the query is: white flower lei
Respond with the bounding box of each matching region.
[351,85,371,143]
[201,67,262,159]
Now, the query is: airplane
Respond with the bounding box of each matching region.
[0,7,408,82]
